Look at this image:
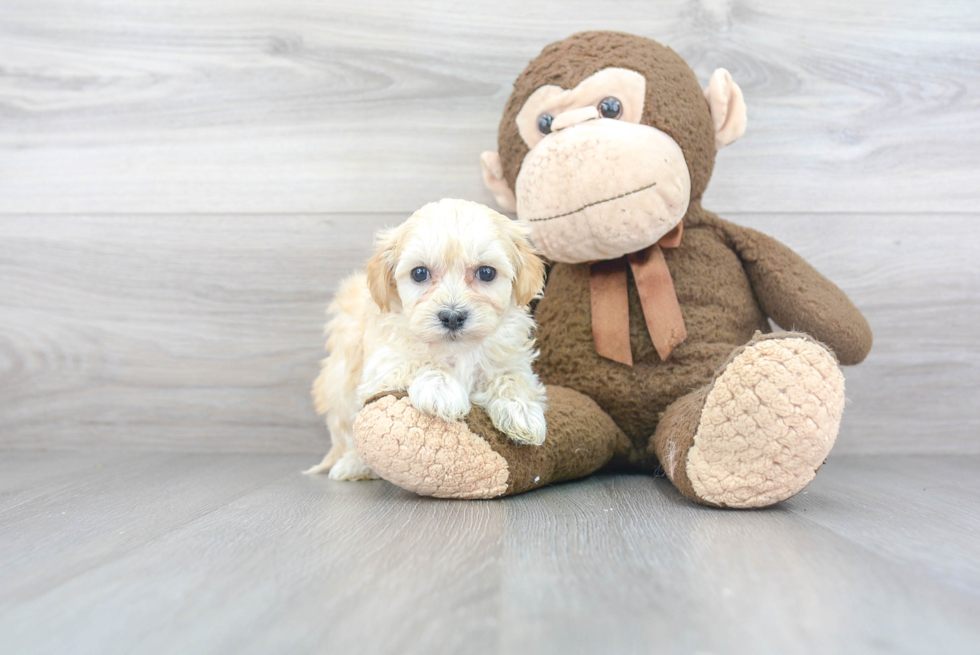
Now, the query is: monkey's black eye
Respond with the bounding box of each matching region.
[476,266,496,282]
[411,267,430,283]
[537,114,553,134]
[598,97,622,119]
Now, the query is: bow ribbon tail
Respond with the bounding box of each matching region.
[628,243,687,361]
[588,222,687,365]
[590,257,633,366]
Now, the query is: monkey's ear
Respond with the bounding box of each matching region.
[480,151,517,213]
[365,228,400,312]
[704,68,747,149]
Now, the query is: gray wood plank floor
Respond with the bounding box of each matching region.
[2,2,979,653]
[1,451,978,655]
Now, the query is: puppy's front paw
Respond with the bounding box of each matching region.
[409,370,471,422]
[487,398,547,446]
[327,450,380,481]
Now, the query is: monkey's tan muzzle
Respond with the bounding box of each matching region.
[515,119,691,263]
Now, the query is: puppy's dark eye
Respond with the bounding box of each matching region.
[537,114,553,135]
[477,266,496,282]
[598,97,622,119]
[411,267,429,283]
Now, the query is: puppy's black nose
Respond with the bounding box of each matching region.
[438,310,468,331]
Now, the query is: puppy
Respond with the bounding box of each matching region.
[306,198,548,481]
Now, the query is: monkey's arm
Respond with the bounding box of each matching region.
[719,220,872,365]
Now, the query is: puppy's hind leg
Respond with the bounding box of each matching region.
[303,442,346,475]
[305,366,351,474]
[305,281,378,480]
[304,412,378,480]
[327,448,380,481]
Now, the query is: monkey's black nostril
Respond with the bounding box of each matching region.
[438,310,468,331]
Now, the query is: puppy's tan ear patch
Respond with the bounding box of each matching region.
[366,229,399,312]
[505,220,546,307]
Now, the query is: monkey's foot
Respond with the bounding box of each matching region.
[654,332,845,508]
[353,387,625,499]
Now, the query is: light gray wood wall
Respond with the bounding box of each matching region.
[1,0,978,454]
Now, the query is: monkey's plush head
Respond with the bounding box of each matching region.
[481,32,747,263]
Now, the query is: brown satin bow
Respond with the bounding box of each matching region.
[589,222,686,366]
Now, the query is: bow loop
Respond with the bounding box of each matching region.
[589,222,687,366]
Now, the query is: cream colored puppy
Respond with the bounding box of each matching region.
[306,199,548,481]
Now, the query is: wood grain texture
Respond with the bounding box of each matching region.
[0,2,977,454]
[1,451,978,655]
[0,452,314,602]
[2,4,977,652]
[2,213,977,454]
[0,0,978,214]
[0,214,387,453]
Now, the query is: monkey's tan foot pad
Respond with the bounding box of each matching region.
[685,335,845,508]
[353,394,508,499]
[352,387,625,499]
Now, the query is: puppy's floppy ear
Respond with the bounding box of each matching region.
[366,227,400,312]
[500,217,546,307]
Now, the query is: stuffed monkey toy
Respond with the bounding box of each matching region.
[350,32,872,508]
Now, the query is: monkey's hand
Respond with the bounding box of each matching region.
[724,220,873,366]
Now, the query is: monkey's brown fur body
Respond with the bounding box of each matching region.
[536,206,872,453]
[350,32,872,507]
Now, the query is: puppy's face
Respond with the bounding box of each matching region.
[366,199,545,348]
